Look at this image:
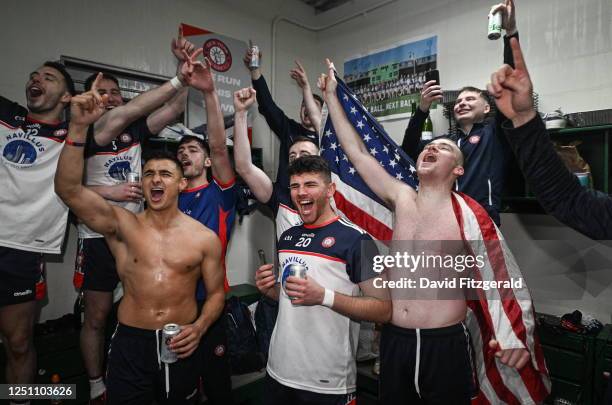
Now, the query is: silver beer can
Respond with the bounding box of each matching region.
[126,171,140,183]
[249,45,260,70]
[161,323,180,363]
[488,11,502,40]
[281,263,307,300]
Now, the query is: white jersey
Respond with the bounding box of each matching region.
[0,96,69,254]
[268,216,377,394]
[266,181,303,241]
[77,117,150,239]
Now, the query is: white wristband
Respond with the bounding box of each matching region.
[322,288,335,308]
[170,76,184,90]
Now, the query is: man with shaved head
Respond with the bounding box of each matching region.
[320,58,543,404]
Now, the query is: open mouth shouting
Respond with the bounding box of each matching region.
[27,85,43,100]
[150,187,165,203]
[420,152,438,166]
[298,198,314,216]
[180,159,192,170]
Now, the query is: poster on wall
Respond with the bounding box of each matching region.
[344,35,437,120]
[181,23,251,137]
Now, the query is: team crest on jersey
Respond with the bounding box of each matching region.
[469,135,480,144]
[214,344,225,357]
[119,133,132,144]
[2,129,46,168]
[104,155,133,181]
[322,236,335,248]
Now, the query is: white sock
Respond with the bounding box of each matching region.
[89,376,106,399]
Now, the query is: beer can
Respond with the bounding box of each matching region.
[281,263,307,300]
[488,11,502,40]
[161,323,180,363]
[126,171,140,183]
[249,45,260,70]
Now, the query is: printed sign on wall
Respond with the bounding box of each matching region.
[182,23,250,135]
[344,36,437,120]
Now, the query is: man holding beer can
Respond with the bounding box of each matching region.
[72,31,196,403]
[255,155,391,405]
[56,72,225,405]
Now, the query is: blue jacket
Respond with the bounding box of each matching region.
[401,34,519,226]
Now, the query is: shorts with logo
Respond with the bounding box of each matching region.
[106,323,201,405]
[198,306,232,404]
[74,238,119,292]
[264,374,357,405]
[0,246,45,306]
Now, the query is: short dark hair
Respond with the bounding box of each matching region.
[43,61,75,96]
[428,136,465,166]
[290,135,319,149]
[288,155,331,183]
[312,94,324,108]
[457,86,490,104]
[177,135,210,156]
[143,151,184,177]
[84,72,119,92]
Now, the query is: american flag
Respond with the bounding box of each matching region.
[321,74,550,405]
[320,75,418,241]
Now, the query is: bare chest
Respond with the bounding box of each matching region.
[392,201,461,242]
[117,227,204,278]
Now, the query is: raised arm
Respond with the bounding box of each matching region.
[88,183,142,203]
[488,38,612,239]
[290,60,322,133]
[233,87,273,203]
[183,50,234,184]
[171,231,225,359]
[94,30,193,145]
[55,76,121,237]
[94,79,183,145]
[244,48,293,140]
[401,81,441,159]
[145,88,188,135]
[319,60,409,208]
[491,0,519,125]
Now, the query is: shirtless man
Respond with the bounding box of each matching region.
[319,60,529,404]
[55,74,224,405]
[76,32,193,403]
